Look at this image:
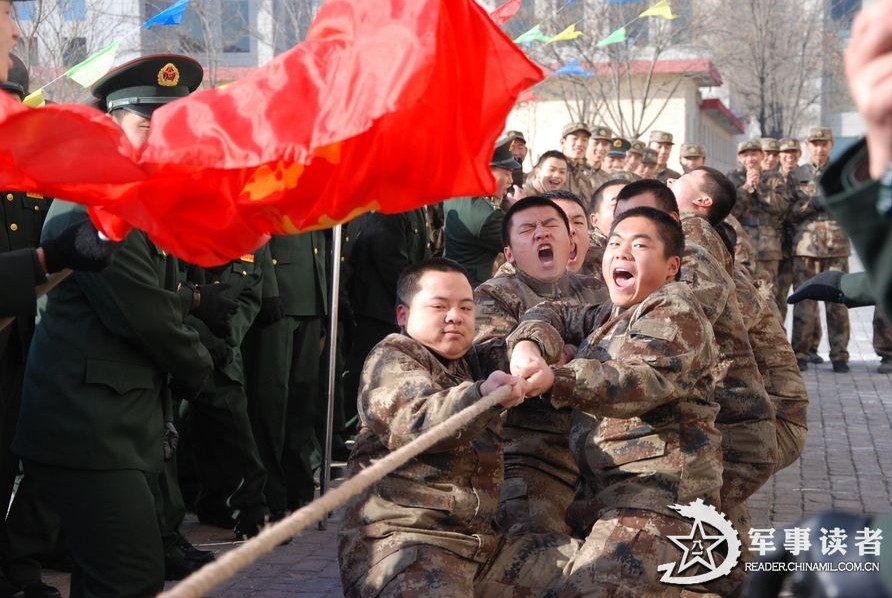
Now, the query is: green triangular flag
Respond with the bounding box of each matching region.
[514,25,551,45]
[64,41,120,88]
[596,26,627,48]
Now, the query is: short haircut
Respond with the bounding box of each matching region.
[615,179,679,214]
[542,189,587,219]
[501,196,571,247]
[534,150,569,169]
[694,166,737,225]
[610,206,685,281]
[396,258,471,307]
[590,179,630,214]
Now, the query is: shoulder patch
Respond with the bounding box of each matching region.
[632,318,677,342]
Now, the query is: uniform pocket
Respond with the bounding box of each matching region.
[85,359,156,395]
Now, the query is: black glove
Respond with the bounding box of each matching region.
[207,340,234,369]
[41,219,119,274]
[787,271,847,305]
[192,283,238,338]
[255,296,285,327]
[162,422,179,461]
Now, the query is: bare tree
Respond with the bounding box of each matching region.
[508,0,714,138]
[705,0,842,137]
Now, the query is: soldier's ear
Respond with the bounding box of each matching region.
[503,246,515,264]
[396,303,409,328]
[694,196,713,209]
[665,255,681,281]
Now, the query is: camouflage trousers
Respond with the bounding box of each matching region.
[792,256,850,362]
[775,420,807,473]
[874,309,892,359]
[775,256,794,322]
[497,468,576,536]
[344,534,579,598]
[551,508,722,597]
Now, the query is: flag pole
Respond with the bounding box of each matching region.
[317,223,342,529]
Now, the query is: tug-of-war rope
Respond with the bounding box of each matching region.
[159,385,512,598]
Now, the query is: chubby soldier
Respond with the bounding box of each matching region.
[473,196,606,536]
[444,137,521,287]
[789,127,851,372]
[338,258,576,597]
[507,207,723,595]
[648,130,681,182]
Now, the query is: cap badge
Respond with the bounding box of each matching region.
[158,63,180,87]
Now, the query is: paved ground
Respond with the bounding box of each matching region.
[43,262,892,596]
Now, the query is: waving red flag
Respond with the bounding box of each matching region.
[0,0,542,266]
[490,0,522,25]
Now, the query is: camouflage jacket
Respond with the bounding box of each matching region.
[565,160,599,203]
[788,163,851,258]
[584,229,607,284]
[725,214,762,281]
[507,282,723,520]
[680,215,778,509]
[726,168,791,260]
[338,334,504,588]
[732,264,808,460]
[474,269,606,488]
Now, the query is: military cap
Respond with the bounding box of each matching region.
[642,148,659,165]
[627,140,646,156]
[92,54,203,118]
[737,139,763,154]
[0,55,28,100]
[760,137,780,152]
[680,143,705,158]
[561,122,591,138]
[778,137,801,152]
[491,136,522,170]
[591,125,614,141]
[648,130,674,145]
[807,127,833,142]
[505,130,526,143]
[607,137,631,159]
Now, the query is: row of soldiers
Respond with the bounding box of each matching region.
[337,131,812,594]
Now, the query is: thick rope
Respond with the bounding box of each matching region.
[159,384,512,598]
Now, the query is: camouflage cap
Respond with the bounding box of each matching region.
[648,130,674,145]
[642,148,659,165]
[627,140,646,156]
[505,130,526,143]
[778,137,801,152]
[607,137,631,158]
[737,139,763,154]
[491,136,522,170]
[807,127,833,142]
[760,137,781,152]
[680,143,705,158]
[591,125,614,141]
[562,122,591,138]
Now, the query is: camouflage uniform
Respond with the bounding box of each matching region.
[680,215,777,509]
[565,160,600,205]
[788,163,851,363]
[726,168,792,298]
[583,229,607,285]
[507,281,723,596]
[338,334,576,597]
[474,269,607,535]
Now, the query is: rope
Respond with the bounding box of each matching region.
[159,384,512,598]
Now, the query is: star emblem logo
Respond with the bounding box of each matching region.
[668,518,726,574]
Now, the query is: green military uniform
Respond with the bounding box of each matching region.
[789,129,851,368]
[185,246,270,537]
[443,196,504,287]
[15,200,212,597]
[244,232,328,510]
[0,249,42,317]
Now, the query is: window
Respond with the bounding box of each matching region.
[62,37,87,67]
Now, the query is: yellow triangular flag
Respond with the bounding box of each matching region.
[639,0,678,20]
[547,23,583,44]
[23,89,45,107]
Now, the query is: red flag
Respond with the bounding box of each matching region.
[0,0,543,266]
[490,0,522,25]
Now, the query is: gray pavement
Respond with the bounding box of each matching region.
[43,272,892,596]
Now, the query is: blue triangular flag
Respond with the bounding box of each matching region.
[553,60,592,77]
[143,0,191,28]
